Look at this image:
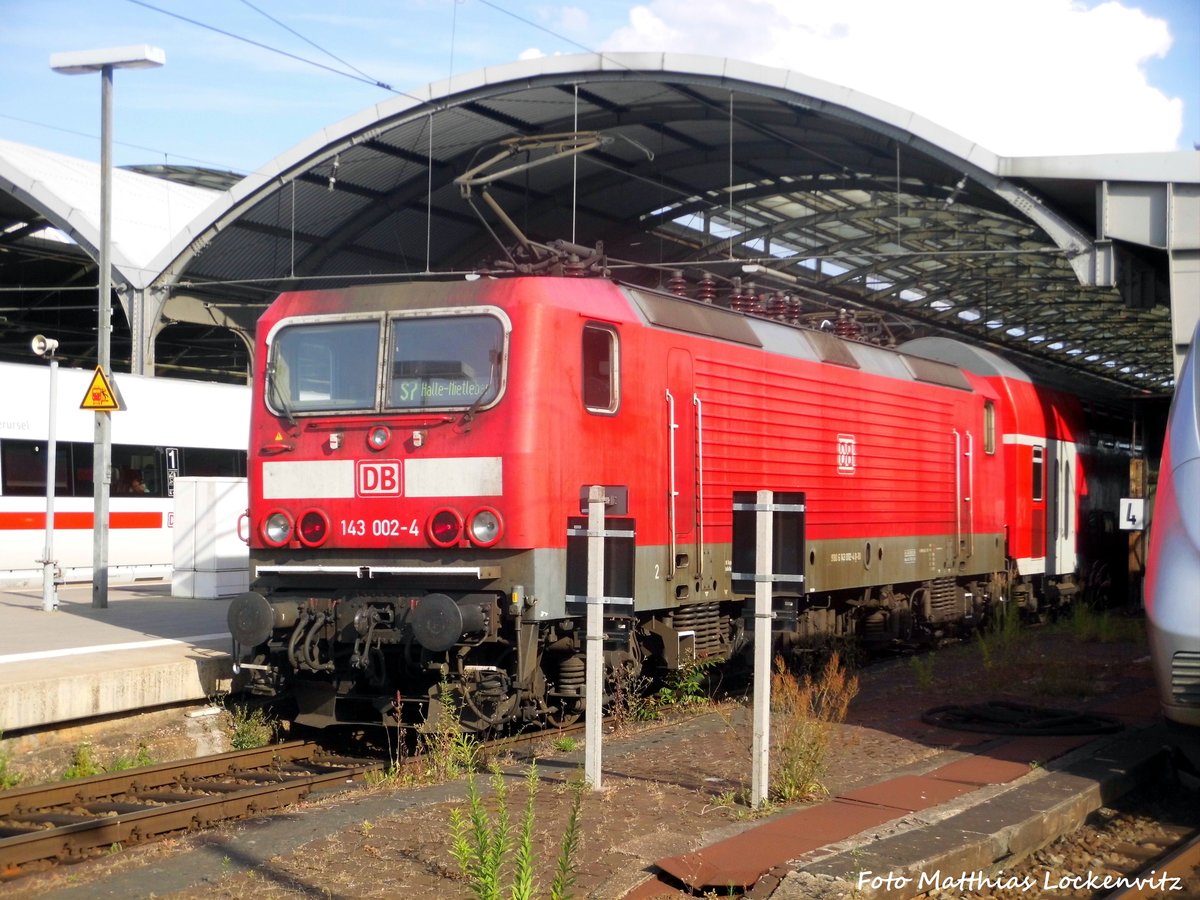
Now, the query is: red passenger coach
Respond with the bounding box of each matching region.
[227,277,1100,731]
[898,337,1092,612]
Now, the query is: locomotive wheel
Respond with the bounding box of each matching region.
[456,652,519,734]
[547,701,583,728]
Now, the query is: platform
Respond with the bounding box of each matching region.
[625,685,1182,899]
[0,581,233,733]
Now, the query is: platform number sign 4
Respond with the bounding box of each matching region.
[1120,498,1145,531]
[837,434,856,474]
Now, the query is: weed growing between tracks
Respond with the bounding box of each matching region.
[1067,599,1145,644]
[62,741,154,779]
[0,732,21,789]
[449,756,584,900]
[224,704,275,750]
[909,653,935,690]
[976,603,1022,672]
[770,651,860,803]
[656,657,721,709]
[607,663,657,732]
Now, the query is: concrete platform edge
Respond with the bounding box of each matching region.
[774,722,1171,899]
[1,654,233,733]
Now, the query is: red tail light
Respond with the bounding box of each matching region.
[427,508,463,548]
[297,508,330,547]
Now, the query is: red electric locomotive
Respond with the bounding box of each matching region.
[227,276,1092,731]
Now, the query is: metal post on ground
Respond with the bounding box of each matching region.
[33,335,61,612]
[92,63,114,610]
[584,484,606,790]
[751,489,774,808]
[50,45,165,609]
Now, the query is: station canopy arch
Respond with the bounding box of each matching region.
[20,54,1200,416]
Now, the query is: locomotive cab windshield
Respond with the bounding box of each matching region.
[265,308,508,416]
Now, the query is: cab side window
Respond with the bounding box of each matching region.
[983,400,996,455]
[582,323,619,414]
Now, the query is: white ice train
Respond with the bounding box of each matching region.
[1145,321,1200,727]
[0,360,248,588]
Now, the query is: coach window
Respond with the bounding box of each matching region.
[112,446,159,496]
[582,323,619,413]
[983,401,996,455]
[0,439,70,496]
[1032,445,1044,502]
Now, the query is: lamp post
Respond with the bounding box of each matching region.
[51,45,164,609]
[32,335,61,612]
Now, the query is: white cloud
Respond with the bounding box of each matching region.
[601,0,1183,155]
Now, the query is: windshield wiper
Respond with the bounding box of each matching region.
[460,353,499,426]
[267,360,297,427]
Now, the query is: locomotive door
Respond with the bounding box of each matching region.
[1047,440,1078,577]
[666,349,698,580]
[954,429,975,562]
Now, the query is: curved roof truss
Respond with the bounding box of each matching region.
[151,54,1189,404]
[9,54,1193,405]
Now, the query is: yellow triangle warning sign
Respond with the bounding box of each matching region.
[80,366,125,412]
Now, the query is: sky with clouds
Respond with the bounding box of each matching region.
[1,0,1196,176]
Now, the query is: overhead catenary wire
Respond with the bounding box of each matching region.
[126,0,416,99]
[236,0,383,88]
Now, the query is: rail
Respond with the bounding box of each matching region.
[1100,830,1200,900]
[0,741,379,874]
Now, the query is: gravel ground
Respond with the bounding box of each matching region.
[6,615,1194,899]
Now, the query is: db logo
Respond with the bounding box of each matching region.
[836,434,856,474]
[357,460,402,496]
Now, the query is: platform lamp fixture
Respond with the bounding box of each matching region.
[32,335,61,613]
[50,45,165,609]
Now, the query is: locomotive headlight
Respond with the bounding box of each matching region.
[297,508,330,547]
[427,507,463,548]
[367,425,392,451]
[262,510,294,547]
[467,507,504,547]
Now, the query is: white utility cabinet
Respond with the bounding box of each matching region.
[172,476,249,598]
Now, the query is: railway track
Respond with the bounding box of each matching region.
[0,740,380,877]
[1101,830,1200,899]
[0,714,604,882]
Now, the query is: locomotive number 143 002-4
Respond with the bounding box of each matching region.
[339,518,421,538]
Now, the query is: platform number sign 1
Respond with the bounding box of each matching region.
[165,447,179,498]
[837,434,857,474]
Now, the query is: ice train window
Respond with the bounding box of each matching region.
[582,323,619,414]
[270,321,380,413]
[387,315,504,410]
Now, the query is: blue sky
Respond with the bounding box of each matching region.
[1,0,1196,175]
